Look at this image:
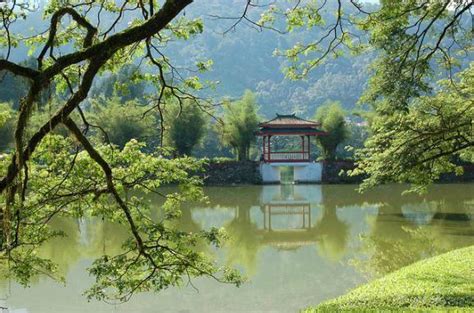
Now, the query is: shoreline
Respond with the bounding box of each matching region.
[201,160,474,186]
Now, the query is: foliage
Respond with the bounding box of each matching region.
[0,102,15,152]
[0,72,28,110]
[314,101,349,160]
[0,100,76,153]
[208,157,235,164]
[165,100,207,156]
[220,90,260,161]
[350,0,473,191]
[193,125,234,159]
[90,65,147,103]
[266,0,474,188]
[88,97,158,149]
[304,245,474,312]
[351,64,474,192]
[0,0,237,300]
[0,135,242,301]
[358,1,472,114]
[270,1,473,83]
[337,121,370,160]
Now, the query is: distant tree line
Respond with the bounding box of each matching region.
[1,73,366,161]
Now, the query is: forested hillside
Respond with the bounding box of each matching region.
[167,1,374,116]
[1,0,372,117]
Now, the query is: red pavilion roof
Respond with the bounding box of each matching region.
[259,113,320,128]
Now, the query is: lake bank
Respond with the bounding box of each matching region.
[201,160,474,185]
[201,160,362,185]
[304,245,474,312]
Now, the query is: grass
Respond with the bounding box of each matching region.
[304,245,474,312]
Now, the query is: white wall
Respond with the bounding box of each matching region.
[294,163,322,183]
[259,162,322,183]
[260,163,280,183]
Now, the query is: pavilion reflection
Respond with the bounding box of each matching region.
[217,184,352,275]
[259,185,350,257]
[258,184,323,250]
[262,184,313,231]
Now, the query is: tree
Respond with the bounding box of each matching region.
[260,0,473,190]
[0,0,243,301]
[0,102,15,152]
[314,101,349,161]
[90,65,147,102]
[351,64,474,192]
[337,121,370,160]
[349,1,474,191]
[193,125,234,159]
[221,90,260,161]
[165,100,207,156]
[89,97,158,149]
[256,1,473,186]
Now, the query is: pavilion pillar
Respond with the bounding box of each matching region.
[307,135,311,160]
[301,135,305,161]
[267,135,272,161]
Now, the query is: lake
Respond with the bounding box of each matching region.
[1,184,473,312]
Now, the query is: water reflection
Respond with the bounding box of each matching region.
[181,184,474,279]
[1,184,473,313]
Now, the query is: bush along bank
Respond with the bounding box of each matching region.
[321,160,363,184]
[201,160,261,185]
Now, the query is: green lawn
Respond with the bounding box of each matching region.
[304,245,474,312]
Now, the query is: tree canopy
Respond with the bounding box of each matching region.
[0,0,239,301]
[165,100,207,156]
[221,90,260,161]
[267,0,473,189]
[314,101,349,161]
[352,63,474,192]
[89,97,158,149]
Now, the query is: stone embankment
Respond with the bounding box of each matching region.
[202,160,261,185]
[200,160,474,185]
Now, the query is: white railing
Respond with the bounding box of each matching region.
[266,152,309,161]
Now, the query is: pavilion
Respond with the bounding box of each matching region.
[256,113,326,183]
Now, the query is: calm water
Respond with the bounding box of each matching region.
[1,184,473,312]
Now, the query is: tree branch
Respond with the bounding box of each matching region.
[0,60,40,79]
[62,117,147,254]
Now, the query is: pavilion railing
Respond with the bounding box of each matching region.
[264,152,310,162]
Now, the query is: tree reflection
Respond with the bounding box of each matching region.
[224,206,261,275]
[37,218,82,279]
[0,217,81,289]
[315,204,349,261]
[353,196,474,277]
[37,218,132,280]
[84,219,130,259]
[354,203,419,276]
